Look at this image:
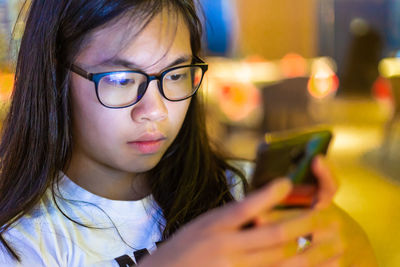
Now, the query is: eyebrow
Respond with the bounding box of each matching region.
[97,55,193,71]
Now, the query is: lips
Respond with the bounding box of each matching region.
[127,133,166,154]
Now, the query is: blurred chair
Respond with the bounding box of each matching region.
[382,76,400,158]
[260,77,315,133]
[378,58,400,158]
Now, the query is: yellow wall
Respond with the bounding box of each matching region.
[236,0,318,59]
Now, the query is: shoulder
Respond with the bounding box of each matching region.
[0,190,123,266]
[1,177,163,266]
[0,183,105,266]
[0,194,72,266]
[226,159,255,201]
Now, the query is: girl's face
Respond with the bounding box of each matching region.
[69,13,192,175]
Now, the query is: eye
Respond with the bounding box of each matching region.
[166,72,188,81]
[117,79,132,86]
[104,73,136,87]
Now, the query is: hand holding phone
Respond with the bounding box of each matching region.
[251,128,333,209]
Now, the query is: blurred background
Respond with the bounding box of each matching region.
[1,0,400,265]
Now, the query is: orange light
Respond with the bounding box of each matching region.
[307,59,338,99]
[307,74,339,99]
[280,53,307,78]
[0,72,14,101]
[372,76,392,102]
[217,82,260,121]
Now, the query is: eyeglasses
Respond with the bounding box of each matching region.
[69,58,208,109]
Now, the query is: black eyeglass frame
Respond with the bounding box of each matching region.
[69,57,208,109]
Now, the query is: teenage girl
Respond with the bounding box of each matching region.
[0,0,377,266]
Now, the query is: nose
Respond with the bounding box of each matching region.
[130,79,168,123]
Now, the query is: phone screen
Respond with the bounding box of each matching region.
[251,129,332,209]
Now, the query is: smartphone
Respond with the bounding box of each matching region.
[251,128,333,209]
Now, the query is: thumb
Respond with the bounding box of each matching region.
[312,156,338,209]
[204,178,293,231]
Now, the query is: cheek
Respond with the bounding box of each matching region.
[70,78,98,132]
[70,75,97,107]
[69,77,122,145]
[166,100,191,133]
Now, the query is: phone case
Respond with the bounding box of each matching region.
[251,128,332,209]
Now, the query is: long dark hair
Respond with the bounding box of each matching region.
[0,0,247,260]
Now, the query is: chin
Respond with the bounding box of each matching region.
[123,154,164,173]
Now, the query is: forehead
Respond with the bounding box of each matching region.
[75,11,192,71]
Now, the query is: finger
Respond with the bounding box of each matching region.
[312,156,338,209]
[198,178,293,231]
[230,209,334,251]
[320,255,343,267]
[295,207,341,251]
[311,218,340,244]
[234,240,298,267]
[311,220,347,267]
[254,208,305,226]
[278,237,345,267]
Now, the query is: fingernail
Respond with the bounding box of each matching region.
[312,156,321,167]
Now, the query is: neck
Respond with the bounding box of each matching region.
[65,154,150,201]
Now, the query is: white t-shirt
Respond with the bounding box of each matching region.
[0,162,252,266]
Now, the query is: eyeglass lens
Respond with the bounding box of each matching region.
[98,66,204,108]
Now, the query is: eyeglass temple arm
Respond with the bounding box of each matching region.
[70,64,93,80]
[193,56,205,64]
[192,56,208,72]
